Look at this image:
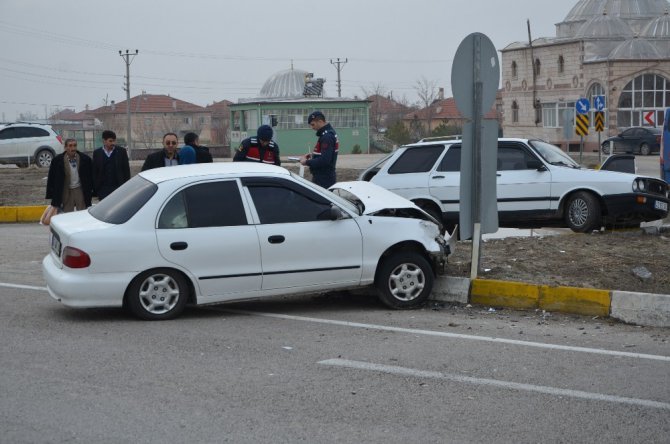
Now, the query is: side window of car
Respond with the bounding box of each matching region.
[158,180,247,229]
[0,128,18,140]
[19,127,49,138]
[388,146,444,174]
[498,145,533,170]
[248,185,332,224]
[437,145,461,172]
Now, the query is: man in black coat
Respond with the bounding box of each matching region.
[184,132,213,163]
[92,130,131,200]
[45,138,94,211]
[142,132,181,171]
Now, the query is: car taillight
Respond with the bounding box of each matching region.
[62,247,91,268]
[56,135,63,145]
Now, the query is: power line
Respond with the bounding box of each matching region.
[330,58,348,98]
[119,49,139,157]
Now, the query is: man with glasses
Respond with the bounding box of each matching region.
[142,132,181,171]
[46,138,94,212]
[92,130,131,200]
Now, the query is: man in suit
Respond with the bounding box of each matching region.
[92,130,131,200]
[45,138,94,212]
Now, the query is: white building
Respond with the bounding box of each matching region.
[501,0,670,151]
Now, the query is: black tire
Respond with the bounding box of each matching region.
[565,191,601,233]
[375,252,434,309]
[35,149,54,168]
[417,201,444,230]
[126,268,189,320]
[639,143,650,156]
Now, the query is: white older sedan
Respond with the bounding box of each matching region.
[43,163,450,320]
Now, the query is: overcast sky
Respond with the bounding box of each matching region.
[0,0,575,120]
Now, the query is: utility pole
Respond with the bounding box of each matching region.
[330,58,348,97]
[119,49,138,159]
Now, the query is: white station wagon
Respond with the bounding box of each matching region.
[43,163,450,320]
[360,138,669,233]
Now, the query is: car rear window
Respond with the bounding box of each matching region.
[89,176,157,224]
[388,146,445,174]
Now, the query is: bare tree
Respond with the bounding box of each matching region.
[361,83,388,132]
[414,77,439,137]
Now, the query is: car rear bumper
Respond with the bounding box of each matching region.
[602,193,669,222]
[42,254,132,308]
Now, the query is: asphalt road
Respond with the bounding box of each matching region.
[1,223,669,443]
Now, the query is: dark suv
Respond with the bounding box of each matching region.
[0,123,64,167]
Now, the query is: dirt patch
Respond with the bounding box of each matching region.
[2,163,669,295]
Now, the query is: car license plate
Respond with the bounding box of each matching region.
[50,231,61,257]
[655,200,668,212]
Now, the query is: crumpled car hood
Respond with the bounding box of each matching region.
[330,180,442,224]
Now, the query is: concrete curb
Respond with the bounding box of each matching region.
[0,205,47,223]
[430,276,670,328]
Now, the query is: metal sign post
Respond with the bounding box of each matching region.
[575,99,590,164]
[451,33,500,279]
[594,95,606,165]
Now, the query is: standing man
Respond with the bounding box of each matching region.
[45,138,94,212]
[184,132,213,163]
[233,125,281,165]
[92,130,131,200]
[142,132,180,171]
[300,111,338,188]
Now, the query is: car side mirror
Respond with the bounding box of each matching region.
[317,206,342,221]
[527,159,545,170]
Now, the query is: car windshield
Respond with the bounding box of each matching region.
[529,140,580,168]
[288,172,360,215]
[89,176,158,224]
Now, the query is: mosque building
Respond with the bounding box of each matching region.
[228,67,370,155]
[501,0,670,151]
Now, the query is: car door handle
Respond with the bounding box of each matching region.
[170,242,188,251]
[431,175,445,179]
[268,235,285,244]
[497,173,501,177]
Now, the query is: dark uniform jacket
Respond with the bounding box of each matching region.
[45,151,94,208]
[233,137,281,165]
[92,146,130,200]
[195,146,213,163]
[306,123,338,188]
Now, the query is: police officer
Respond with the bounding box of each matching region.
[233,125,281,165]
[299,111,338,188]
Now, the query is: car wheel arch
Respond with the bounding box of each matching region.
[374,241,435,282]
[123,267,198,308]
[561,189,605,232]
[413,198,442,219]
[558,188,606,214]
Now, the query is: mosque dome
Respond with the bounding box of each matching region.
[641,10,670,37]
[575,12,634,38]
[557,0,670,37]
[259,68,310,99]
[609,35,663,58]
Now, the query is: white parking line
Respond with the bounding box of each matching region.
[0,282,47,292]
[219,308,670,362]
[318,358,670,410]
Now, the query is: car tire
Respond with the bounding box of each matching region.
[126,268,189,320]
[639,143,650,156]
[375,252,433,309]
[35,149,54,168]
[565,191,601,233]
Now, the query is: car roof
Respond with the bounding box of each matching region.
[404,137,532,148]
[138,162,291,183]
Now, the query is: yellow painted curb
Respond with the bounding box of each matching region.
[471,279,539,309]
[0,207,18,223]
[539,285,611,317]
[0,206,47,223]
[17,206,47,223]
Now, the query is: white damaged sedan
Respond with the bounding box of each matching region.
[43,163,451,320]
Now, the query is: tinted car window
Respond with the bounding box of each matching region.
[249,185,331,224]
[0,128,19,140]
[89,176,157,224]
[18,127,49,138]
[437,145,461,172]
[159,181,247,229]
[388,146,444,174]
